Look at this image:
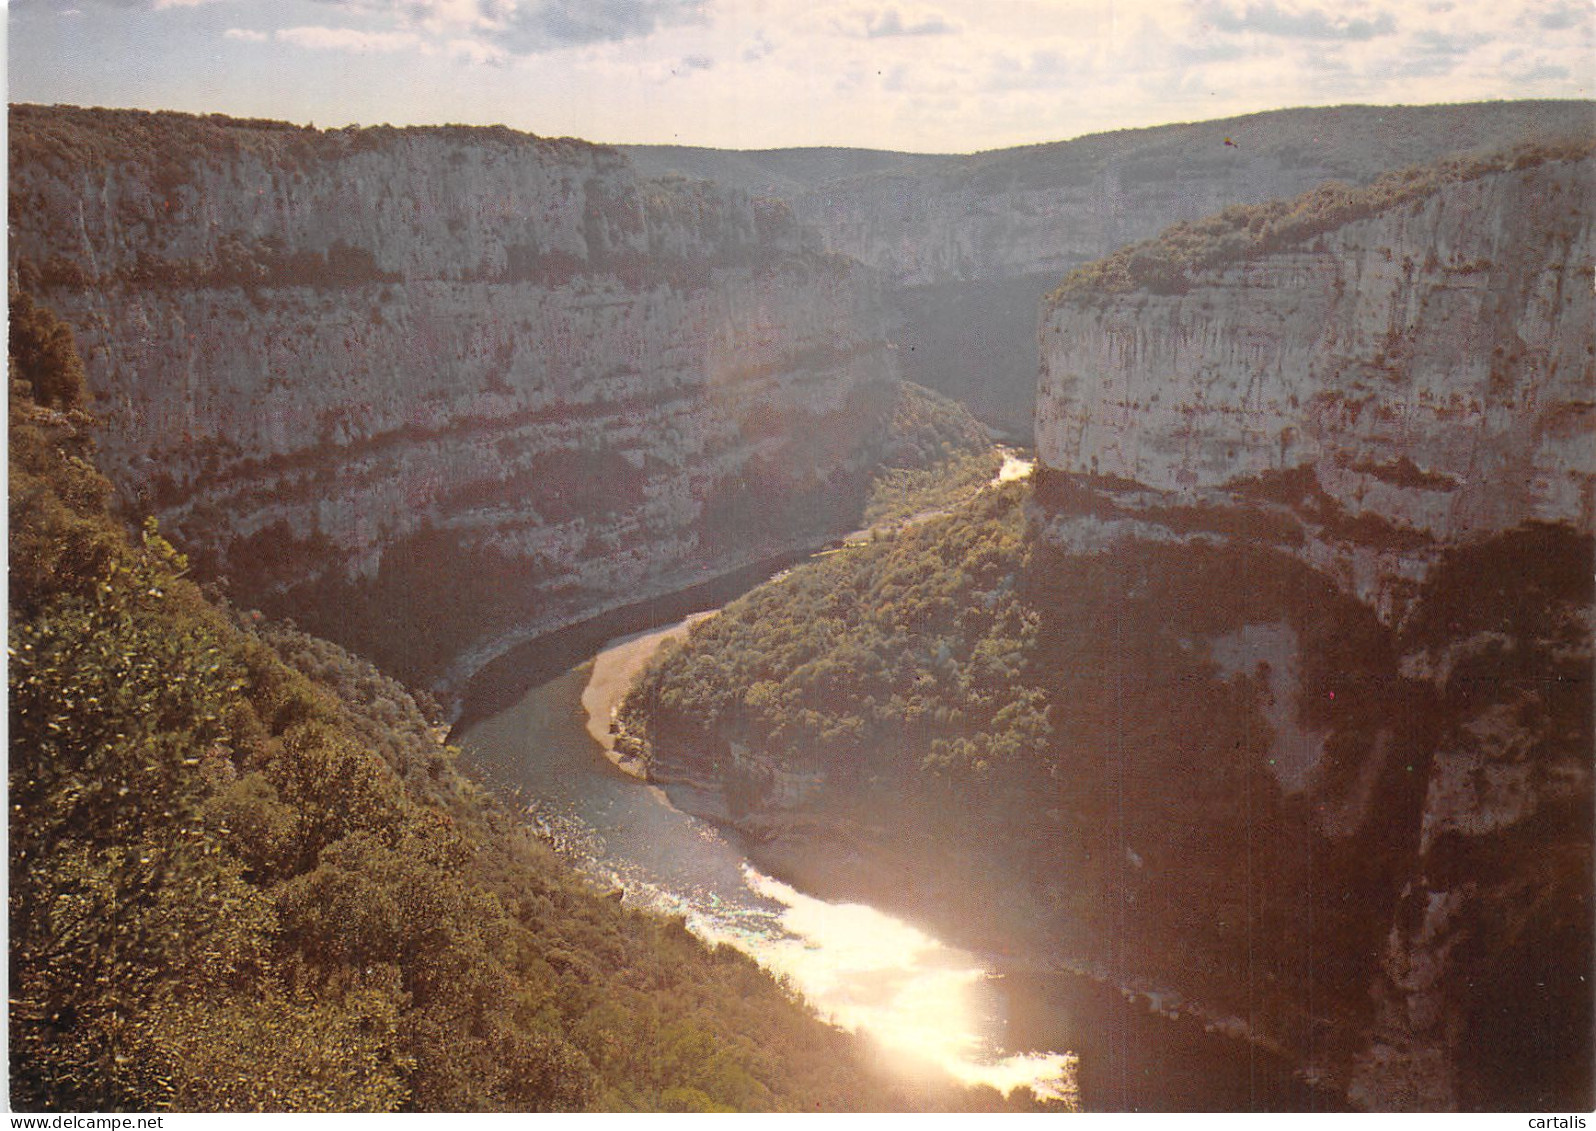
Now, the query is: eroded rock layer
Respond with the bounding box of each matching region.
[1034,154,1594,1109]
[630,102,1594,435]
[1037,155,1595,618]
[9,106,900,689]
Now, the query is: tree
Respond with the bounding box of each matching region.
[10,291,87,409]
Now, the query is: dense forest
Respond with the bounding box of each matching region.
[8,295,1055,1112]
[624,483,1047,795]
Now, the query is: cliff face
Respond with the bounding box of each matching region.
[630,102,1595,436]
[1034,155,1594,1109]
[634,103,1594,288]
[1037,156,1594,617]
[784,137,1343,289]
[9,106,900,691]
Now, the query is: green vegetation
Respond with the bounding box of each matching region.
[863,382,1001,525]
[1049,139,1594,303]
[863,448,1001,527]
[9,291,86,409]
[878,379,993,468]
[947,101,1594,195]
[629,102,1593,213]
[9,104,762,292]
[621,387,1013,812]
[8,104,585,191]
[623,449,1593,1105]
[626,483,1046,794]
[619,479,1442,1069]
[7,302,1004,1112]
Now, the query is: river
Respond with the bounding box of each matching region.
[453,453,1346,1111]
[457,619,1079,1102]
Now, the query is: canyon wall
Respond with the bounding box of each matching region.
[9,106,901,692]
[634,103,1594,288]
[631,102,1594,435]
[1033,153,1594,1109]
[1036,154,1594,617]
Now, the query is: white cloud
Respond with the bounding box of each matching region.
[862,7,958,37]
[11,0,1594,152]
[261,0,716,57]
[276,25,425,53]
[446,37,510,64]
[982,48,1089,92]
[1196,0,1399,40]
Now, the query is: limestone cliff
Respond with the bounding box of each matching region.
[630,102,1594,435]
[9,105,900,692]
[1037,152,1594,617]
[634,103,1593,288]
[1034,150,1594,1109]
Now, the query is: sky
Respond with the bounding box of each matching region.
[7,0,1594,153]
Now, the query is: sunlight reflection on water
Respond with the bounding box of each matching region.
[995,453,1035,483]
[463,566,1073,1103]
[614,856,1076,1101]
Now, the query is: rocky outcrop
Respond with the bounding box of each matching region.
[1034,153,1594,1109]
[9,105,900,691]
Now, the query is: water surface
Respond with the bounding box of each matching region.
[458,651,1077,1101]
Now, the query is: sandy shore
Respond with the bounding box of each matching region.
[580,610,717,778]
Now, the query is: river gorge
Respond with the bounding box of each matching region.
[10,98,1589,1114]
[453,560,1346,1111]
